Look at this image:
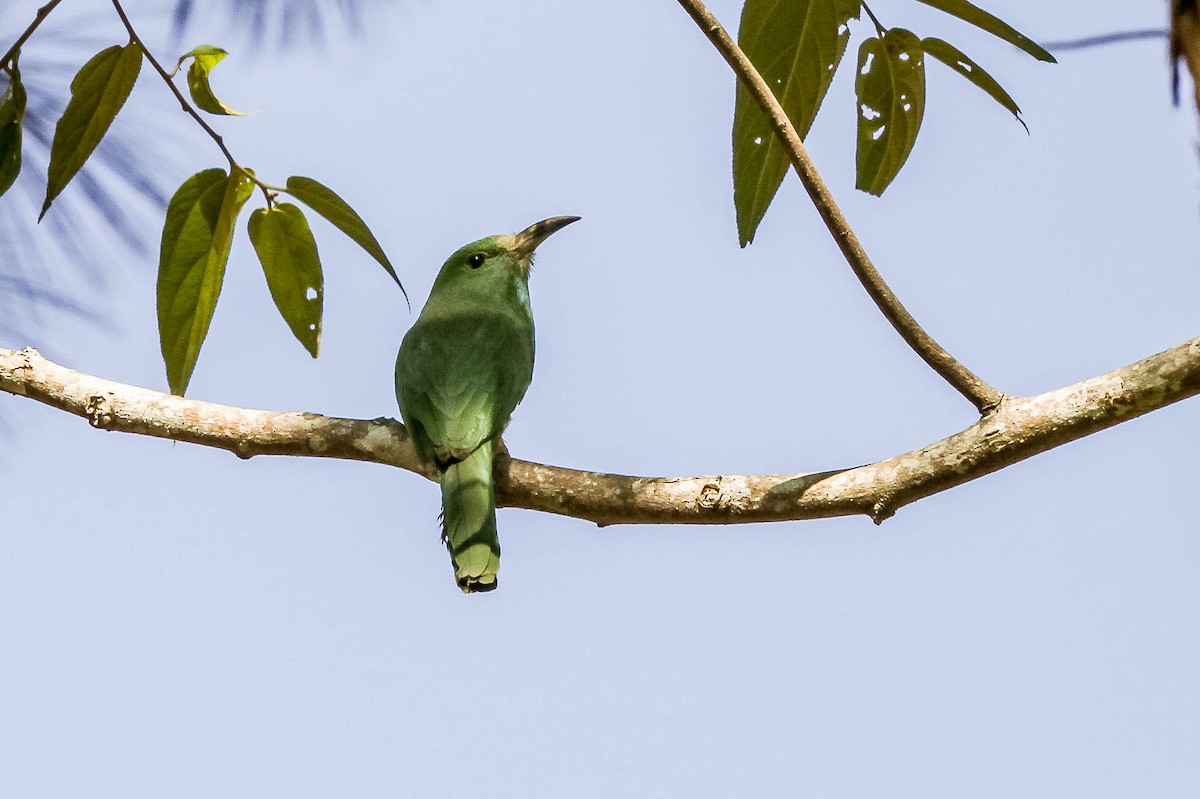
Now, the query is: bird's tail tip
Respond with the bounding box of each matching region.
[457,574,498,593]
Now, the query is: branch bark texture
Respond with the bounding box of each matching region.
[1173,1,1200,112]
[674,0,1003,414]
[3,340,1198,526]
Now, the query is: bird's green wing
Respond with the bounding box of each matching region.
[395,312,534,465]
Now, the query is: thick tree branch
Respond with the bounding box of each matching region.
[673,0,1003,414]
[4,339,1199,526]
[1173,1,1200,111]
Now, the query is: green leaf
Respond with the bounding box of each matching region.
[732,0,861,246]
[157,167,254,395]
[855,29,926,196]
[912,0,1056,63]
[922,37,1026,132]
[0,61,27,199]
[283,175,407,305]
[177,45,247,116]
[41,43,143,220]
[248,203,324,357]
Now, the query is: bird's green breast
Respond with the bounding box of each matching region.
[395,289,534,467]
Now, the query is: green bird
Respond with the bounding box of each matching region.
[395,216,579,593]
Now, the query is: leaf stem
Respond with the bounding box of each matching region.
[107,0,272,204]
[674,0,1003,414]
[860,1,887,37]
[0,0,66,72]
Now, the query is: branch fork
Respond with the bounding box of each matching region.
[675,0,1003,414]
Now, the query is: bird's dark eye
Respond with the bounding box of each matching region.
[467,253,486,269]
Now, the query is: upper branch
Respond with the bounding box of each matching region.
[673,0,1003,414]
[3,338,1198,526]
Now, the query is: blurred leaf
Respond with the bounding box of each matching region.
[177,44,247,116]
[248,203,324,357]
[732,0,860,247]
[912,0,1056,63]
[157,167,253,395]
[40,42,142,220]
[0,60,27,198]
[170,0,372,47]
[283,175,406,304]
[855,29,926,196]
[922,37,1026,131]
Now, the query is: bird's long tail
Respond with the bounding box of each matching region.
[439,439,500,593]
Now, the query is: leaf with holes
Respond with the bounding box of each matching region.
[922,37,1026,131]
[855,29,926,196]
[249,203,324,357]
[177,45,247,116]
[158,167,254,395]
[732,0,861,246]
[283,175,407,304]
[912,0,1055,63]
[41,43,143,219]
[0,61,27,198]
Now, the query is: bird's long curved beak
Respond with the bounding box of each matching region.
[509,216,581,259]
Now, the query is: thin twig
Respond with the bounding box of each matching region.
[3,336,1199,525]
[0,0,67,71]
[1044,29,1166,52]
[108,0,272,202]
[674,0,1003,414]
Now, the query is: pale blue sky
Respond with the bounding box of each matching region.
[3,1,1198,796]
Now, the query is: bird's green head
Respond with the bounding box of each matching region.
[433,216,580,293]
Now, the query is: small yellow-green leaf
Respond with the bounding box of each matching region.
[41,43,143,219]
[248,203,324,357]
[0,61,27,199]
[855,29,926,196]
[179,44,247,116]
[283,175,407,305]
[733,0,861,247]
[922,37,1026,132]
[157,167,254,395]
[912,0,1055,63]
